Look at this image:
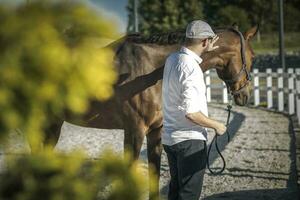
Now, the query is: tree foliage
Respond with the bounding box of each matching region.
[0,149,156,200]
[0,1,159,199]
[127,0,203,35]
[0,0,118,150]
[127,0,300,34]
[217,5,251,32]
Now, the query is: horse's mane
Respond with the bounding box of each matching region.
[125,30,186,45]
[124,27,235,46]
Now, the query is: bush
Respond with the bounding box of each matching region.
[0,0,117,151]
[0,1,159,200]
[0,149,156,200]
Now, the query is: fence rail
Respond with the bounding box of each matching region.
[204,68,300,123]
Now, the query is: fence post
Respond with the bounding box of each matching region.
[266,68,273,108]
[253,69,260,106]
[296,69,300,123]
[277,68,284,112]
[288,68,295,114]
[223,82,228,104]
[205,70,211,102]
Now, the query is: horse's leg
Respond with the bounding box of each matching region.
[44,119,64,146]
[146,126,163,199]
[124,129,134,155]
[133,129,145,159]
[124,126,145,160]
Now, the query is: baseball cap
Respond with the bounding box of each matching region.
[186,20,215,39]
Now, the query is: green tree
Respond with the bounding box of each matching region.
[284,2,300,31]
[202,0,225,28]
[129,0,300,35]
[218,5,251,32]
[202,0,253,32]
[239,0,300,32]
[239,0,277,33]
[127,0,203,35]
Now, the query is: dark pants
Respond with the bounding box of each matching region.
[163,139,207,200]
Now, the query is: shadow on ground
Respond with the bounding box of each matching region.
[203,188,298,200]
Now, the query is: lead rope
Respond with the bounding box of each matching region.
[206,98,232,175]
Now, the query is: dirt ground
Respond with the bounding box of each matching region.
[153,103,299,200]
[0,103,299,200]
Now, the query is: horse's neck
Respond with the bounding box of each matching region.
[149,44,221,71]
[200,51,225,72]
[121,42,223,76]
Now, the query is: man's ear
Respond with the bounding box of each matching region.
[202,38,208,48]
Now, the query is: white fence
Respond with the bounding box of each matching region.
[204,68,300,122]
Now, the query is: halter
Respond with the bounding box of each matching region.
[221,28,252,96]
[206,28,252,175]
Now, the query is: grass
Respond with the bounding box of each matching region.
[251,32,300,54]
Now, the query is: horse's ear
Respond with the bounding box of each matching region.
[232,22,238,30]
[244,24,259,40]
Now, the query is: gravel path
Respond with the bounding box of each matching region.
[0,103,299,200]
[155,103,299,200]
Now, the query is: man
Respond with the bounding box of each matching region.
[162,20,227,200]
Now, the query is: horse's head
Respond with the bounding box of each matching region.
[214,25,259,106]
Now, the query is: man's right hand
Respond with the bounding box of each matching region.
[206,35,219,52]
[214,123,227,136]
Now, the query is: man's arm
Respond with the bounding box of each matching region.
[178,63,226,135]
[185,112,226,135]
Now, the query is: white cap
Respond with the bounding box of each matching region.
[186,20,215,39]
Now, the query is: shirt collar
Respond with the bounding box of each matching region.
[180,46,203,64]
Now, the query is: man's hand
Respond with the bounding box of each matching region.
[207,35,219,52]
[214,122,227,136]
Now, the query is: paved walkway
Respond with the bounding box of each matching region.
[0,103,299,200]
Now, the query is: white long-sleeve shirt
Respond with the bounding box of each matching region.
[162,46,208,146]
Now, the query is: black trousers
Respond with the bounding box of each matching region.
[163,139,207,200]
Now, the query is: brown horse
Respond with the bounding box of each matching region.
[47,25,258,194]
